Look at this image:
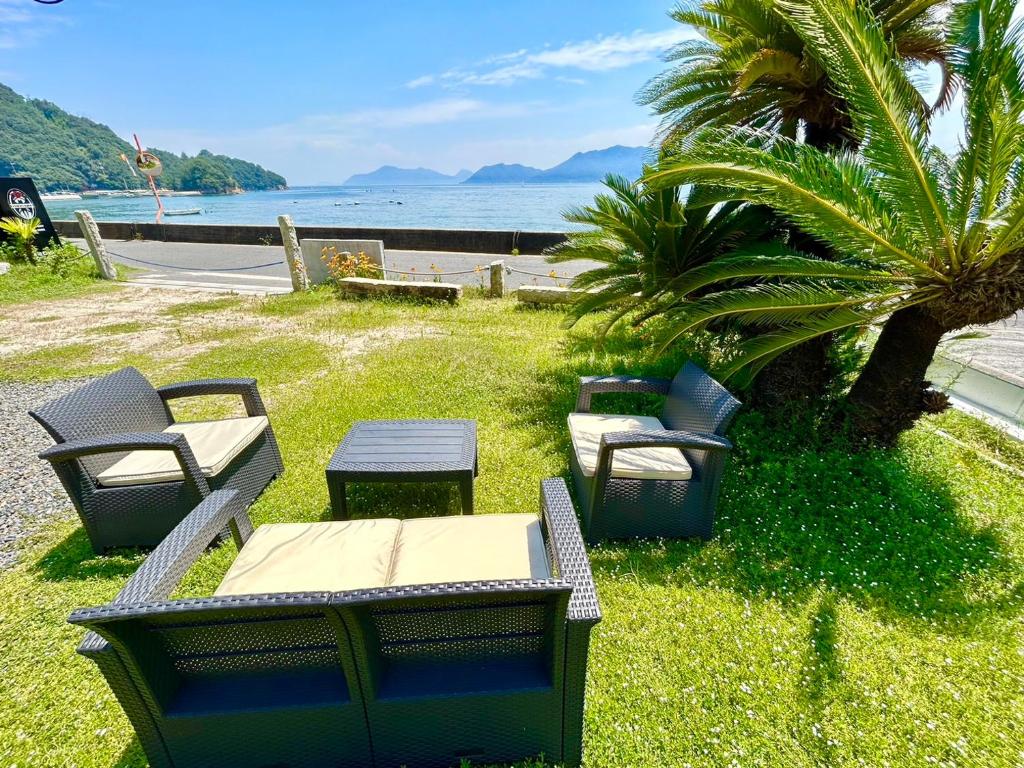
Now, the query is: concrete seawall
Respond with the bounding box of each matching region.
[53,220,567,256]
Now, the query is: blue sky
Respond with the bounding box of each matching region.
[2,0,689,184]
[2,0,1005,185]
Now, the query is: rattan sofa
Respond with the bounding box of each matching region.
[569,361,741,543]
[31,366,283,554]
[69,478,601,768]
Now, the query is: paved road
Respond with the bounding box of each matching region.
[69,239,592,295]
[942,312,1024,379]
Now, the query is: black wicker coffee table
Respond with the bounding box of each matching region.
[326,419,478,519]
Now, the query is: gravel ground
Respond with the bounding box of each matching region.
[0,379,86,569]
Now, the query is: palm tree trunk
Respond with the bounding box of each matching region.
[845,306,947,446]
[749,117,855,413]
[750,145,838,411]
[748,335,834,411]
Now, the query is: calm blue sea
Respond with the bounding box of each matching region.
[43,184,607,232]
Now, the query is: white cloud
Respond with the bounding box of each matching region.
[408,27,694,89]
[346,98,503,127]
[0,0,69,49]
[405,75,435,89]
[529,29,689,71]
[129,98,552,183]
[459,61,545,86]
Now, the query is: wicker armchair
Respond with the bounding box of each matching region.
[69,479,600,768]
[30,366,283,553]
[569,361,741,543]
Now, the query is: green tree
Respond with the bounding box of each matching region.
[647,0,1024,445]
[546,175,779,339]
[636,0,951,409]
[638,0,951,152]
[175,156,237,194]
[0,82,287,192]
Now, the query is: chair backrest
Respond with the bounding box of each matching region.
[29,366,169,444]
[337,584,572,766]
[73,597,373,768]
[339,585,570,699]
[660,361,742,436]
[76,586,572,768]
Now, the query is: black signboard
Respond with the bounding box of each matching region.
[0,177,60,249]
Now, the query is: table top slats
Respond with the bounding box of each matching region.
[328,419,477,475]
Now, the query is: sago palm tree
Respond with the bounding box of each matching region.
[646,0,1024,445]
[545,175,779,338]
[639,0,952,151]
[639,0,952,410]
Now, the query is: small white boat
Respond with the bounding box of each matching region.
[40,191,82,201]
[164,208,202,216]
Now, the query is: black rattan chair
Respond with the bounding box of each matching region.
[69,479,601,768]
[569,361,741,543]
[31,366,283,554]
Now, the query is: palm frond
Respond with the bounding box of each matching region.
[719,305,893,385]
[777,0,957,269]
[646,128,947,279]
[734,48,809,92]
[657,282,899,350]
[658,247,907,297]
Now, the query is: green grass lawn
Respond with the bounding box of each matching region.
[0,289,1021,767]
[0,258,122,307]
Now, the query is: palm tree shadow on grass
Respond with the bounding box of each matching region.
[31,527,144,583]
[509,324,703,452]
[510,329,1016,631]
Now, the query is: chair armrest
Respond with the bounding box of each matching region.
[72,490,252,655]
[575,375,671,412]
[38,431,209,496]
[157,377,268,417]
[594,429,732,491]
[540,478,601,624]
[599,429,733,454]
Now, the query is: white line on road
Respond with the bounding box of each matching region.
[175,271,292,282]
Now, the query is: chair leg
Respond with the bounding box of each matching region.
[458,474,474,515]
[328,477,348,520]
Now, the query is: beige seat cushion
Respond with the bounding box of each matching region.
[215,514,551,596]
[96,416,269,487]
[215,519,402,596]
[389,514,550,587]
[568,412,692,481]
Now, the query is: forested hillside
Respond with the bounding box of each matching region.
[0,84,286,192]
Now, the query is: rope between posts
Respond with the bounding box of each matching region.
[105,251,563,279]
[107,251,286,272]
[505,265,564,279]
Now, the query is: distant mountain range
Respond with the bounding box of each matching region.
[344,145,650,186]
[344,166,473,186]
[462,163,542,184]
